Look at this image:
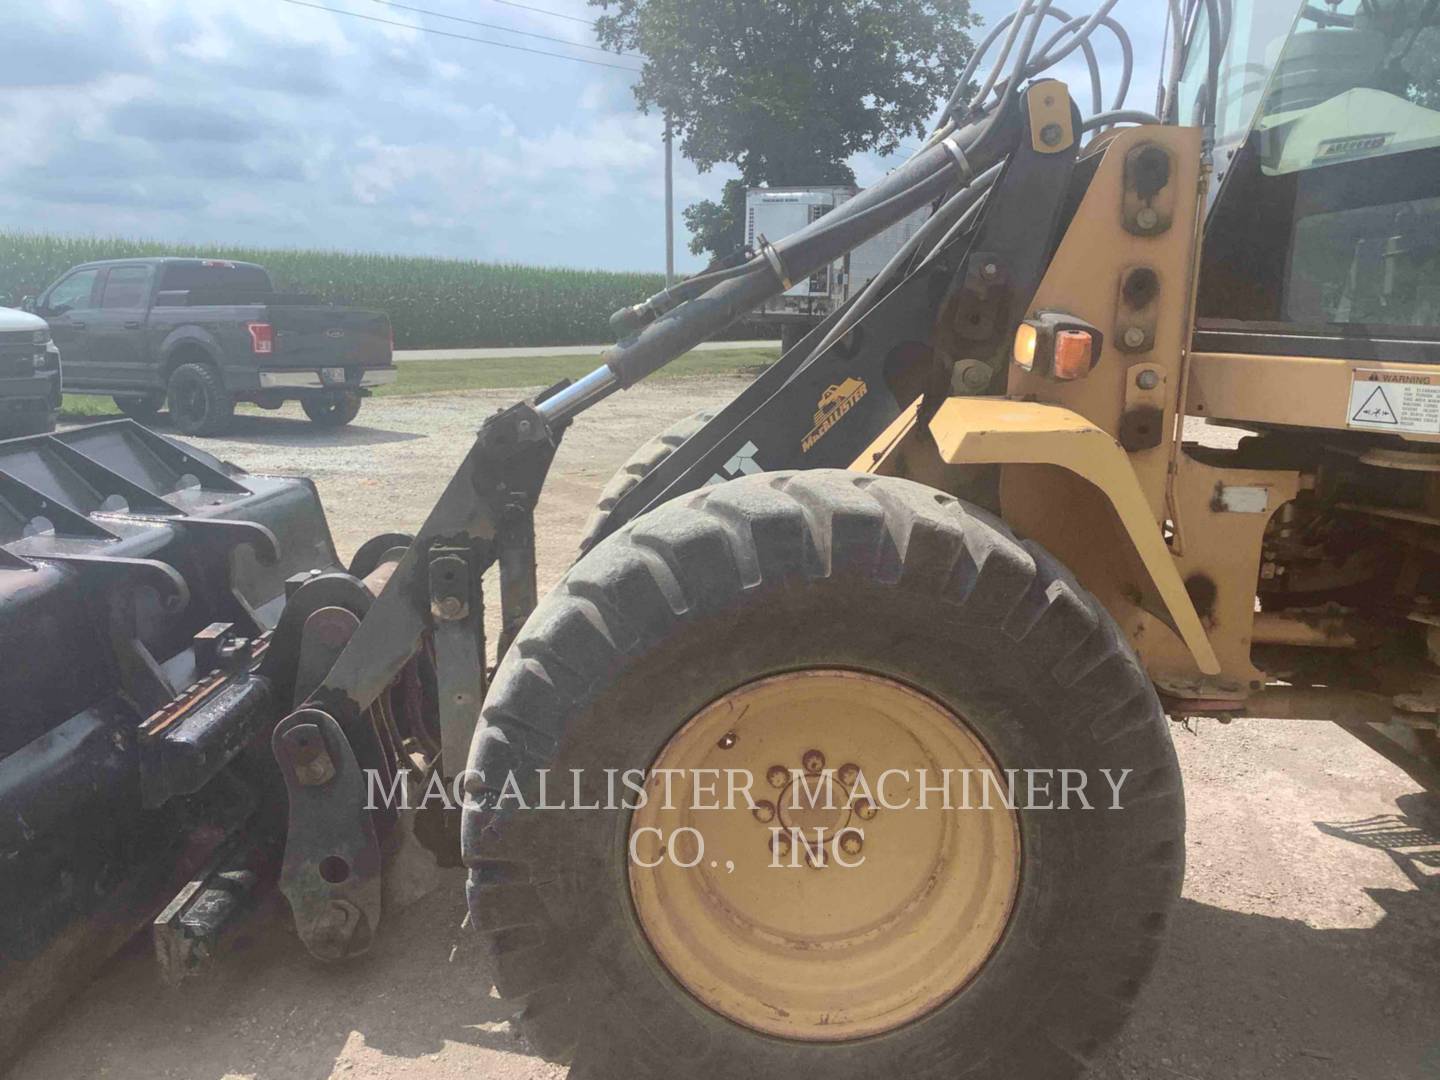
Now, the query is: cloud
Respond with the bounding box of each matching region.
[0,6,147,87]
[0,0,1177,274]
[111,101,258,143]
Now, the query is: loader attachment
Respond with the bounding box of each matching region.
[0,420,342,1066]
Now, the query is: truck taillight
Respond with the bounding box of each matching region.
[248,322,274,355]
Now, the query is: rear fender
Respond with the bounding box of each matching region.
[159,327,225,379]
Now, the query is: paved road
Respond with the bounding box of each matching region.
[394,340,776,362]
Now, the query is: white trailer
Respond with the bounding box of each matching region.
[745,185,928,352]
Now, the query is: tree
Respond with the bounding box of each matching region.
[593,0,977,260]
[682,179,747,263]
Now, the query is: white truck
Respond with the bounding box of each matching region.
[745,185,928,352]
[0,306,62,436]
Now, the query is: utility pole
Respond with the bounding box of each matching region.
[664,114,675,287]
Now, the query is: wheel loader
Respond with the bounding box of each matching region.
[3,0,1438,1075]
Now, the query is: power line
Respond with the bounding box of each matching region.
[368,0,640,57]
[484,0,597,27]
[278,0,642,71]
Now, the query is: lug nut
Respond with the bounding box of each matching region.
[766,765,790,789]
[753,800,775,824]
[837,762,861,786]
[802,749,826,774]
[855,799,878,821]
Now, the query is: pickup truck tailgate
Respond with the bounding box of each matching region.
[270,307,391,368]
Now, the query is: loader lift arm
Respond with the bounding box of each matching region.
[270,83,1100,960]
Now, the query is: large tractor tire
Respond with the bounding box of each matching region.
[463,470,1184,1080]
[577,407,716,556]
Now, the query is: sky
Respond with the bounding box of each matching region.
[0,0,1171,274]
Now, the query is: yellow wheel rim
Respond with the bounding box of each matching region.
[628,669,1020,1041]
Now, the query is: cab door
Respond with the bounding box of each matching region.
[89,265,154,390]
[39,268,101,382]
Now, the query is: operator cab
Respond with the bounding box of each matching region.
[1187,0,1440,363]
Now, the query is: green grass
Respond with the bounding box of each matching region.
[1,231,771,349]
[375,347,776,396]
[57,346,778,421]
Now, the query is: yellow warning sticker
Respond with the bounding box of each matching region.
[1347,369,1440,434]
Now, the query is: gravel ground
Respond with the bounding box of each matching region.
[15,385,1439,1080]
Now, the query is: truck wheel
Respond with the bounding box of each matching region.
[168,364,234,436]
[577,408,716,556]
[113,393,164,422]
[302,392,362,428]
[464,470,1185,1079]
[780,322,809,356]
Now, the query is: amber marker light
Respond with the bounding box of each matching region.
[1052,329,1095,380]
[1013,322,1038,371]
[1012,313,1103,380]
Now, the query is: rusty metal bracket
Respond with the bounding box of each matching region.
[272,707,382,961]
[429,545,486,779]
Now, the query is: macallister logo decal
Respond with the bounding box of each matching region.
[801,377,867,452]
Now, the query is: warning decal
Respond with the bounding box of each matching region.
[1347,370,1440,433]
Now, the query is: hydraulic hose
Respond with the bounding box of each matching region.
[536,102,1020,423]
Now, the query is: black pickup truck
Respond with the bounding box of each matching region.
[33,258,395,434]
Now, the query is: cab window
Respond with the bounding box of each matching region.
[99,266,152,310]
[1198,0,1440,343]
[44,269,100,315]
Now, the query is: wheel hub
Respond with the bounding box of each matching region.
[628,669,1021,1041]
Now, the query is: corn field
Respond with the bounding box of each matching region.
[0,232,746,349]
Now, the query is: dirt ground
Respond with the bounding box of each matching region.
[15,384,1440,1079]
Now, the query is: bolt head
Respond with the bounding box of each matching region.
[960,362,991,391]
[1136,206,1160,230]
[1123,326,1147,349]
[1040,122,1064,147]
[981,261,999,279]
[1136,369,1161,390]
[436,596,464,620]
